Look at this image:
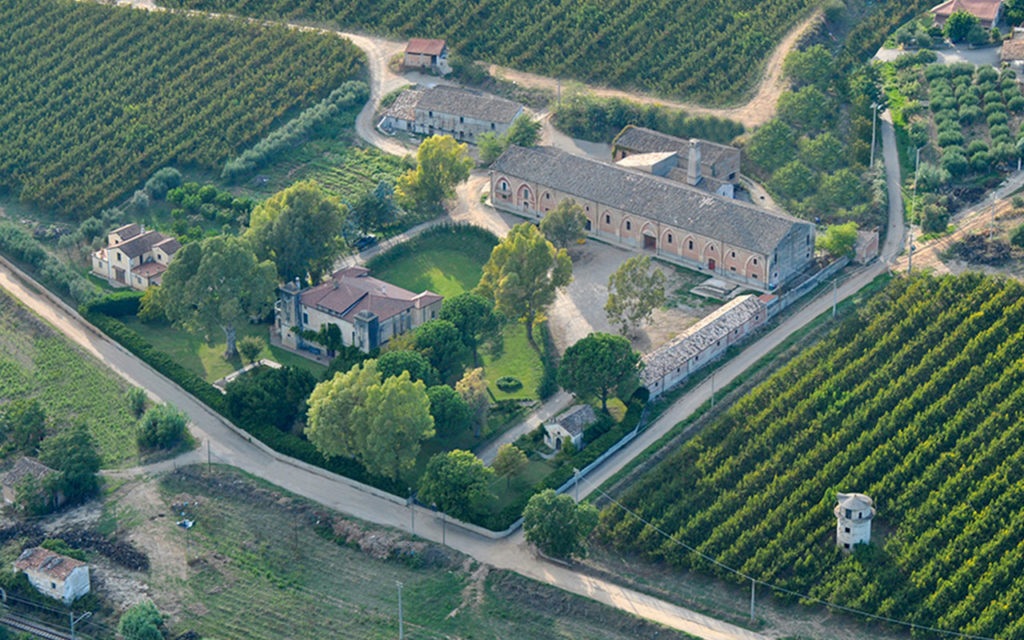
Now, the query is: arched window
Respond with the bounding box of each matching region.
[731,251,736,258]
[753,258,758,265]
[498,180,509,191]
[688,240,693,250]
[626,221,631,231]
[605,214,611,224]
[667,233,673,243]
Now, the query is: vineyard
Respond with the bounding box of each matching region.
[0,0,363,218]
[599,274,1024,638]
[0,289,137,466]
[157,0,815,104]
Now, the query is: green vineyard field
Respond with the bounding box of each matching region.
[157,0,815,105]
[599,274,1024,638]
[0,0,363,218]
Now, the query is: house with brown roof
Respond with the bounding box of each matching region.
[404,38,450,74]
[930,0,1003,28]
[378,85,525,143]
[490,145,814,290]
[91,223,181,290]
[14,547,90,603]
[612,126,742,198]
[1,457,62,509]
[274,266,443,355]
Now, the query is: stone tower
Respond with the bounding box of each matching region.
[835,492,875,551]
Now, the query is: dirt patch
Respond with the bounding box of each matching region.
[90,557,151,610]
[118,480,188,581]
[447,560,489,619]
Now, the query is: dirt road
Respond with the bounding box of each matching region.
[489,9,822,129]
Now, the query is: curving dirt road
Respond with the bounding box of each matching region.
[489,9,823,129]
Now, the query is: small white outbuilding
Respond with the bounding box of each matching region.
[14,547,90,604]
[834,492,875,551]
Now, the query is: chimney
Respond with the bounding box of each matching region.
[687,139,702,186]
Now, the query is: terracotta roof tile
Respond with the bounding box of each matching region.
[406,38,446,56]
[15,548,86,580]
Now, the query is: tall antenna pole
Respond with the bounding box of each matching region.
[396,581,404,640]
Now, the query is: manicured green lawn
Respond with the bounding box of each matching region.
[482,324,544,401]
[121,318,325,383]
[372,248,485,299]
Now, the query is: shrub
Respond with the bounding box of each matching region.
[967,140,990,155]
[989,124,1012,139]
[984,90,1004,104]
[937,130,964,147]
[977,66,999,83]
[1008,96,1024,113]
[941,148,969,175]
[931,96,957,113]
[119,601,163,640]
[987,111,1009,127]
[496,376,523,392]
[225,365,317,432]
[984,101,1007,115]
[143,167,182,200]
[1011,222,1024,247]
[959,105,982,124]
[128,387,148,417]
[137,404,189,450]
[236,335,265,365]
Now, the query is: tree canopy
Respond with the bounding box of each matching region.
[246,180,348,285]
[413,319,469,381]
[475,223,572,351]
[225,365,318,432]
[306,362,434,480]
[418,450,493,521]
[438,292,501,364]
[456,367,490,438]
[40,424,101,506]
[397,135,473,212]
[815,222,859,258]
[604,256,666,336]
[745,119,798,172]
[153,235,277,358]
[558,332,640,411]
[377,349,437,385]
[944,9,979,42]
[136,404,190,450]
[426,385,472,437]
[118,601,164,640]
[492,443,528,489]
[540,198,587,249]
[522,489,599,559]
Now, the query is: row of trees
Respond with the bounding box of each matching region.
[598,274,1024,638]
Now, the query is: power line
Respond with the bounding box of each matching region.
[585,475,997,640]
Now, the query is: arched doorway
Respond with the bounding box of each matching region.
[708,258,716,270]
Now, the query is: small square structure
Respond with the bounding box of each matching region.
[543,405,598,452]
[2,457,62,509]
[14,547,89,604]
[404,38,449,74]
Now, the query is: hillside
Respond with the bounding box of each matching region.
[599,274,1024,639]
[156,0,816,105]
[0,0,363,218]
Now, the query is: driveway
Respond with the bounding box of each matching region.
[875,44,1001,67]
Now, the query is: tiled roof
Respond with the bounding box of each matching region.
[110,223,141,240]
[641,295,765,385]
[2,457,55,488]
[383,88,424,122]
[406,38,446,56]
[110,230,174,259]
[15,548,86,580]
[613,125,740,169]
[491,146,808,255]
[550,404,598,436]
[1002,39,1024,61]
[132,262,167,279]
[154,237,181,255]
[300,267,441,321]
[415,85,523,124]
[931,0,1002,21]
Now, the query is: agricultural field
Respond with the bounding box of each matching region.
[0,0,363,218]
[598,274,1024,639]
[0,288,137,467]
[887,59,1024,231]
[158,0,816,104]
[135,466,693,640]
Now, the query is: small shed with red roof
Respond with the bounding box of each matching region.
[404,38,450,74]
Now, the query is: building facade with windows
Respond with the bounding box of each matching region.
[90,223,181,290]
[274,267,442,355]
[403,38,450,74]
[489,145,814,290]
[378,85,525,143]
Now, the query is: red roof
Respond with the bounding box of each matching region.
[15,548,86,580]
[300,267,441,321]
[132,262,167,279]
[406,38,446,56]
[930,0,1002,22]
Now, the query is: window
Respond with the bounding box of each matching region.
[545,193,550,200]
[844,543,850,549]
[753,258,758,265]
[807,234,811,245]
[667,233,673,243]
[51,582,56,590]
[845,527,851,533]
[752,273,759,279]
[499,180,509,191]
[625,221,631,231]
[491,122,496,130]
[117,252,123,261]
[731,251,736,258]
[459,116,464,123]
[585,206,589,212]
[605,214,611,224]
[845,509,852,519]
[431,311,436,318]
[429,111,433,117]
[688,240,693,250]
[728,172,736,180]
[302,312,309,324]
[584,220,591,231]
[730,266,736,271]
[709,245,715,252]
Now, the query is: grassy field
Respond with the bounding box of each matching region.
[121,318,325,383]
[482,324,544,401]
[147,466,693,640]
[371,245,486,299]
[0,288,137,467]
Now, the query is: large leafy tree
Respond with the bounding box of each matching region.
[456,367,490,438]
[777,86,831,134]
[505,115,542,147]
[40,424,101,505]
[522,489,599,559]
[492,443,528,489]
[540,198,587,249]
[944,9,979,42]
[414,319,469,382]
[426,385,472,437]
[397,135,473,212]
[0,398,46,452]
[604,256,666,336]
[418,450,493,521]
[154,235,277,358]
[745,119,798,172]
[475,223,572,352]
[306,362,434,480]
[558,333,640,411]
[438,292,501,364]
[136,404,189,450]
[377,349,437,385]
[118,601,164,640]
[246,180,348,285]
[225,365,317,431]
[782,44,835,90]
[815,222,859,258]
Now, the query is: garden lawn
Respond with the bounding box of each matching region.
[120,318,325,383]
[0,288,137,467]
[371,247,485,299]
[482,324,544,401]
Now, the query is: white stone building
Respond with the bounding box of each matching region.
[640,295,768,399]
[835,492,875,551]
[378,85,525,143]
[14,547,90,604]
[543,404,598,452]
[274,266,442,355]
[90,223,181,290]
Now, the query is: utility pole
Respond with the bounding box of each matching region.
[70,611,91,640]
[914,145,924,222]
[870,102,880,167]
[207,439,211,475]
[749,579,756,622]
[396,581,404,640]
[408,488,415,535]
[441,511,446,546]
[574,468,580,502]
[832,280,838,319]
[710,371,716,409]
